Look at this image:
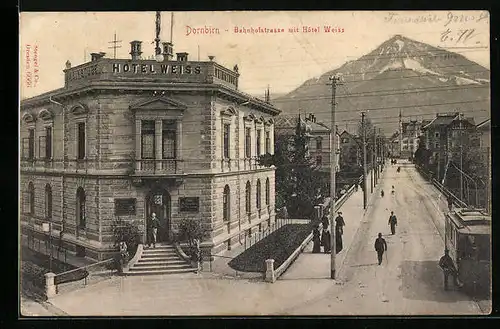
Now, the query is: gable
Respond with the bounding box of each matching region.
[129,97,188,111]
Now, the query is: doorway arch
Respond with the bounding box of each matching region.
[145,190,172,243]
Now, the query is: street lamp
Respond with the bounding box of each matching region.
[42,222,53,272]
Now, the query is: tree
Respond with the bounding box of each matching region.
[258,116,323,218]
[414,136,432,169]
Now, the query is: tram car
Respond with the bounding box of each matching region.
[444,208,491,296]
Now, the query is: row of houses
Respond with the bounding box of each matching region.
[389,112,490,212]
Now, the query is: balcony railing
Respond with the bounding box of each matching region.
[134,159,183,175]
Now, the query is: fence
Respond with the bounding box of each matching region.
[416,165,468,208]
[242,217,293,251]
[53,258,117,296]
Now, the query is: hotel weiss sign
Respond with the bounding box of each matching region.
[66,61,203,82]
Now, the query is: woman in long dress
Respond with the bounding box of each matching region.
[322,229,331,253]
[312,226,321,253]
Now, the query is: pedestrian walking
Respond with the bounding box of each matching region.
[439,249,459,291]
[312,225,321,253]
[335,225,343,253]
[147,212,160,248]
[388,211,398,235]
[322,229,331,253]
[374,233,388,265]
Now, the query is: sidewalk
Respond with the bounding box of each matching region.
[280,168,385,281]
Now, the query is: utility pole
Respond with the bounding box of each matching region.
[378,128,382,174]
[361,111,368,209]
[399,110,403,158]
[328,75,342,280]
[373,127,377,184]
[459,113,464,202]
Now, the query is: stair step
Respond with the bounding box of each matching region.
[137,256,182,262]
[142,251,178,256]
[130,263,193,271]
[134,260,188,267]
[125,268,196,276]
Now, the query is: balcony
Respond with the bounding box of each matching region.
[133,159,184,176]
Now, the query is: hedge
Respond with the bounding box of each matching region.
[228,223,313,273]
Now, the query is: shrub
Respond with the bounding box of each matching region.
[178,218,209,249]
[111,219,141,258]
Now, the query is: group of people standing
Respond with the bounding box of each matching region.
[312,211,345,254]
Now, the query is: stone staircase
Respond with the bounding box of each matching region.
[126,243,196,276]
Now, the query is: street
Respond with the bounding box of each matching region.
[38,163,490,316]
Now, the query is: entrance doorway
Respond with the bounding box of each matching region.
[145,190,171,243]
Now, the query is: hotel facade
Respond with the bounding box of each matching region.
[20,42,280,260]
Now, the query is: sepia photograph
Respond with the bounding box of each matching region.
[19,10,491,316]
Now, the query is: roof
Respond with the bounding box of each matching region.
[477,118,491,129]
[422,113,459,129]
[274,115,331,133]
[447,208,491,235]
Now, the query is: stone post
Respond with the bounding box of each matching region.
[265,259,276,283]
[45,272,56,299]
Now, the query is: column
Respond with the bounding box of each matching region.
[135,120,141,171]
[155,120,162,172]
[270,124,275,155]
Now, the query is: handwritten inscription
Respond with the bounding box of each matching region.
[384,11,489,27]
[440,28,480,45]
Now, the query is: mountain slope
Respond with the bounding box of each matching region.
[272,35,490,135]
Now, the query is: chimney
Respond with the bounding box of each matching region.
[90,52,106,61]
[162,42,174,61]
[130,41,142,60]
[176,52,188,62]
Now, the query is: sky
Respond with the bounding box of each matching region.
[20,11,490,99]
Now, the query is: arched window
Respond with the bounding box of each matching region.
[223,185,230,222]
[245,181,251,214]
[45,184,52,220]
[265,178,270,206]
[256,179,261,210]
[76,187,86,229]
[28,182,35,215]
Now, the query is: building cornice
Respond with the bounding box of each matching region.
[20,81,281,116]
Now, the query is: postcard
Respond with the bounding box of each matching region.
[19,10,491,316]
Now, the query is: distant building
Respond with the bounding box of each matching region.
[274,113,340,173]
[421,112,476,182]
[339,130,361,170]
[475,118,491,214]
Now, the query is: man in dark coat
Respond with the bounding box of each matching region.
[374,233,387,265]
[321,215,329,231]
[147,213,160,248]
[388,211,398,235]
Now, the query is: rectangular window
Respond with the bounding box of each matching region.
[435,132,440,138]
[162,120,177,159]
[28,129,35,159]
[316,156,322,166]
[265,131,271,154]
[38,136,46,159]
[245,127,251,158]
[256,129,262,155]
[77,122,86,160]
[223,124,230,159]
[141,120,155,159]
[45,126,52,160]
[435,142,440,149]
